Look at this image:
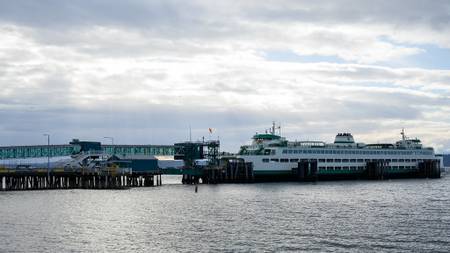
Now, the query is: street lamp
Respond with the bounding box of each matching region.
[43,134,50,181]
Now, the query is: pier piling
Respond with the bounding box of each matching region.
[0,170,162,191]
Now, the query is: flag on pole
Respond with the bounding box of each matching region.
[208,128,213,134]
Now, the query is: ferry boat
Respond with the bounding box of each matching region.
[237,122,441,180]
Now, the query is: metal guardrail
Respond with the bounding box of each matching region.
[0,144,175,159]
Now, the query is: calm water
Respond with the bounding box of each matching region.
[1,176,450,252]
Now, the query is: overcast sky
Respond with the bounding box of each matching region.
[1,0,450,152]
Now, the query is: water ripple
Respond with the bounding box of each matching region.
[1,176,450,252]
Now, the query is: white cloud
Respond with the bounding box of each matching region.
[0,1,450,153]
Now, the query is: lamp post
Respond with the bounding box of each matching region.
[43,134,50,181]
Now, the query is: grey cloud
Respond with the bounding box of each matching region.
[1,1,450,152]
[2,1,449,29]
[0,103,301,150]
[1,1,449,40]
[0,1,190,28]
[0,90,448,152]
[243,0,450,30]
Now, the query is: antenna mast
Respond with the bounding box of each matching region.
[401,128,406,141]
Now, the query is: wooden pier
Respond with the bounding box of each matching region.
[0,170,162,191]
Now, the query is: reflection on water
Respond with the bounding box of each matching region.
[1,176,450,252]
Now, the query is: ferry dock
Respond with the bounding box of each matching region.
[0,134,445,191]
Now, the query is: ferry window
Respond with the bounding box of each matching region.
[365,159,370,162]
[399,166,405,169]
[412,159,417,162]
[350,166,356,170]
[350,159,356,162]
[332,150,337,154]
[262,159,269,163]
[300,159,308,162]
[290,158,299,162]
[385,159,391,162]
[335,166,341,170]
[342,159,349,162]
[303,150,307,154]
[319,166,325,170]
[357,159,363,162]
[334,159,341,163]
[282,150,287,154]
[319,159,325,162]
[326,159,333,162]
[392,159,398,162]
[327,166,333,170]
[399,159,404,162]
[293,150,298,154]
[280,159,289,163]
[343,166,349,170]
[358,166,364,170]
[310,159,317,162]
[271,150,276,155]
[264,149,271,155]
[288,150,293,154]
[270,158,279,162]
[405,159,411,162]
[307,150,312,153]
